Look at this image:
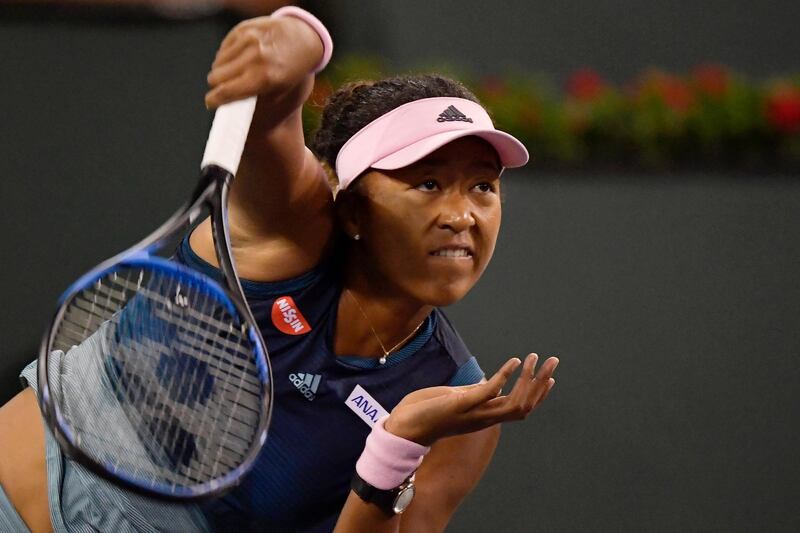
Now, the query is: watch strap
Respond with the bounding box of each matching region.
[351,471,413,516]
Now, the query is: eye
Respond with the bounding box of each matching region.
[473,182,496,193]
[415,179,440,192]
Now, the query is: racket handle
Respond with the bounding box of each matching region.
[201,97,257,176]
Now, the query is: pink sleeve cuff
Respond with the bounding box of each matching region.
[355,416,431,490]
[271,6,333,73]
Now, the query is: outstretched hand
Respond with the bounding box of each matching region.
[384,354,559,446]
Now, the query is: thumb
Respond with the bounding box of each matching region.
[455,358,521,410]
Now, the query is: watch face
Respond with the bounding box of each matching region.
[393,484,416,514]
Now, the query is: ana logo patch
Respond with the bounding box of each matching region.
[345,385,389,428]
[271,296,311,335]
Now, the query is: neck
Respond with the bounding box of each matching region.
[335,259,432,359]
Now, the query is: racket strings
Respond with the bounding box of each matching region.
[69,274,251,483]
[50,265,265,492]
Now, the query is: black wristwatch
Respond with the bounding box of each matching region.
[350,471,416,516]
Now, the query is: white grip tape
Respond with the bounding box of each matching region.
[201,97,257,175]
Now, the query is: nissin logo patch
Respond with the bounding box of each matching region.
[271,296,311,335]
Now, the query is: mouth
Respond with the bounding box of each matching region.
[429,246,474,259]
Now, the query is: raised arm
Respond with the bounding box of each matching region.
[191,11,335,281]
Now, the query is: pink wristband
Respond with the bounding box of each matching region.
[355,416,431,490]
[271,6,333,73]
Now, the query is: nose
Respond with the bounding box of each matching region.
[435,192,476,233]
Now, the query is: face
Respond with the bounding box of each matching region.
[344,136,503,307]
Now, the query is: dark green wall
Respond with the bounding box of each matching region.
[0,16,224,399]
[1,10,798,533]
[445,172,800,532]
[317,0,800,82]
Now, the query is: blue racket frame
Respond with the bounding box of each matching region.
[37,165,273,501]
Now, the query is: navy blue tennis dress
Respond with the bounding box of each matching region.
[174,238,485,532]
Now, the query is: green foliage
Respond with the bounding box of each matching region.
[303,58,800,171]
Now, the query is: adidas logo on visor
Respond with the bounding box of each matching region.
[437,105,473,123]
[289,372,321,401]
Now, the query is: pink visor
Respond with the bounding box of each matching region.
[334,97,529,190]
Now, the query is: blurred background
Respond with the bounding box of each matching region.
[1,1,798,531]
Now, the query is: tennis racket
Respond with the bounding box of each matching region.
[36,97,272,502]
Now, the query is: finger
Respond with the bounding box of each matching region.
[217,19,253,54]
[212,35,252,71]
[526,373,552,407]
[530,356,558,387]
[480,394,507,410]
[206,77,253,109]
[507,353,538,397]
[534,378,555,408]
[521,353,538,380]
[206,62,271,108]
[527,358,558,407]
[473,353,537,411]
[208,46,259,88]
[205,82,232,109]
[531,377,555,409]
[487,358,522,395]
[539,356,559,378]
[481,357,557,420]
[509,352,551,405]
[456,358,521,410]
[479,382,551,422]
[449,382,485,392]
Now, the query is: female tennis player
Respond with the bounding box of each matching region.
[0,7,558,532]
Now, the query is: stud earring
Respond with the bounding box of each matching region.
[353,234,361,241]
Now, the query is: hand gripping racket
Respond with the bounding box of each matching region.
[36,97,271,501]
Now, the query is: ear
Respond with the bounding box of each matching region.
[335,188,363,241]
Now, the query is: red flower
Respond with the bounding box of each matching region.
[661,77,694,113]
[633,70,695,114]
[691,64,730,98]
[480,75,509,99]
[766,84,800,134]
[566,68,607,102]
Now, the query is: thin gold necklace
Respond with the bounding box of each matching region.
[345,288,425,365]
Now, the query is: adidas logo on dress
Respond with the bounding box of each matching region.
[289,372,321,401]
[437,105,473,123]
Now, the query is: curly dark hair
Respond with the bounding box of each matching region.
[310,74,480,171]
